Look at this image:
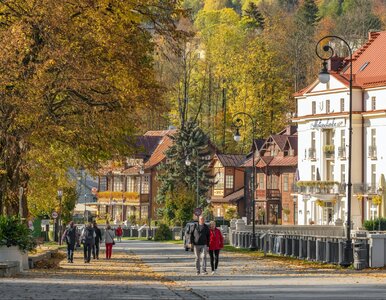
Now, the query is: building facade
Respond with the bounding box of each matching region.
[293,31,386,227]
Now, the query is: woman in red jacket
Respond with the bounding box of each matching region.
[208,221,224,275]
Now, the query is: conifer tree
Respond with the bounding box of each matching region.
[244,2,265,30]
[157,120,214,224]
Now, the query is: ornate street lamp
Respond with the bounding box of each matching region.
[316,36,353,267]
[57,189,63,245]
[232,112,257,250]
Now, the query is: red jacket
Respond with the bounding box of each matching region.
[209,228,224,250]
[115,227,123,236]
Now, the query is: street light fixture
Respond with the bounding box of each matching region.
[316,35,353,267]
[232,112,257,250]
[57,189,63,245]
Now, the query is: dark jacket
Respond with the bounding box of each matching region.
[82,226,95,245]
[191,223,210,246]
[62,226,77,246]
[94,226,102,244]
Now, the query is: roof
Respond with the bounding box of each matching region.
[211,188,244,203]
[271,135,288,150]
[288,136,298,153]
[294,31,386,96]
[143,134,174,169]
[143,129,176,137]
[269,156,297,167]
[216,154,245,167]
[132,135,163,158]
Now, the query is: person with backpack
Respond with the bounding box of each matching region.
[81,222,95,263]
[190,215,210,275]
[61,221,78,263]
[104,224,115,259]
[92,221,102,260]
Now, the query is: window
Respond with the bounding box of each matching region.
[99,176,107,192]
[113,176,123,192]
[283,174,289,192]
[371,164,376,191]
[214,169,224,190]
[327,161,334,181]
[268,174,278,189]
[326,100,330,113]
[340,130,345,148]
[312,101,316,115]
[341,164,346,184]
[126,176,139,193]
[340,98,345,112]
[371,128,376,146]
[141,175,150,194]
[371,96,376,110]
[225,175,234,189]
[311,165,316,181]
[258,174,264,190]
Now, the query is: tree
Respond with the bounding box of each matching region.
[157,120,214,225]
[0,0,181,216]
[243,2,265,31]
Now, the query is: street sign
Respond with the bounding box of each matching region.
[194,207,202,217]
[52,211,58,219]
[41,219,50,226]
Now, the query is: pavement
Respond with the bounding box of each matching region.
[0,240,385,299]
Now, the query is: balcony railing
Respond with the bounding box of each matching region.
[308,148,316,160]
[256,189,281,199]
[353,183,379,195]
[293,181,345,195]
[368,145,377,159]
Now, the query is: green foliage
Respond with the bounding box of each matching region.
[154,223,172,241]
[0,215,36,252]
[363,218,386,231]
[61,187,77,224]
[296,0,319,27]
[224,207,238,220]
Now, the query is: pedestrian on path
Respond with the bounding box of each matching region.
[105,224,115,259]
[81,222,95,263]
[92,221,102,260]
[61,221,78,263]
[115,225,123,242]
[208,221,224,275]
[190,215,210,275]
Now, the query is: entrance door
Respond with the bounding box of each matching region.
[268,203,280,224]
[322,202,334,225]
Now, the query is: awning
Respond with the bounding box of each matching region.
[211,188,244,204]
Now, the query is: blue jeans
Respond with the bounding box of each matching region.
[67,243,75,262]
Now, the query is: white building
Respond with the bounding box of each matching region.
[293,31,386,228]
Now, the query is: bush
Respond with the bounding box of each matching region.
[0,215,37,252]
[364,218,386,231]
[154,223,172,241]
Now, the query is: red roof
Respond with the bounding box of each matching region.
[144,134,173,169]
[294,31,386,96]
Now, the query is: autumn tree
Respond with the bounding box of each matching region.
[0,0,182,216]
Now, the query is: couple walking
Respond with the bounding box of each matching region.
[190,216,224,275]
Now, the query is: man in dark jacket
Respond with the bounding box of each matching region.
[62,221,78,263]
[81,222,95,263]
[92,221,102,260]
[190,215,210,275]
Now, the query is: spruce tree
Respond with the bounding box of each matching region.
[244,2,265,30]
[157,120,214,225]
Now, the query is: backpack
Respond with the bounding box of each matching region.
[84,227,94,243]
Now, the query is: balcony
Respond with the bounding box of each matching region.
[368,145,377,159]
[256,189,281,200]
[353,183,379,195]
[293,181,345,195]
[323,144,335,159]
[338,146,346,159]
[308,148,316,160]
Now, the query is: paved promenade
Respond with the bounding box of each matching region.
[0,240,385,299]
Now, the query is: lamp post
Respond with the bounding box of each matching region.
[185,155,200,209]
[57,189,63,245]
[316,35,353,266]
[139,166,144,222]
[232,112,257,250]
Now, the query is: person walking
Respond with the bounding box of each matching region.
[115,225,123,242]
[190,215,210,275]
[92,221,102,260]
[105,224,115,259]
[61,221,78,263]
[81,222,95,263]
[208,221,224,275]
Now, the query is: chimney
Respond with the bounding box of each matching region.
[328,56,344,72]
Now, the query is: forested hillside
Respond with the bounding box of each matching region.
[154,0,386,152]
